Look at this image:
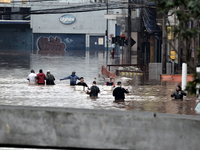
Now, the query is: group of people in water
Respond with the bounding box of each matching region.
[27,69,187,100]
[27,70,129,100]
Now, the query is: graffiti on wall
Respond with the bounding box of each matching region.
[37,36,66,55]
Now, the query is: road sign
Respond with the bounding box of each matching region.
[124,38,136,47]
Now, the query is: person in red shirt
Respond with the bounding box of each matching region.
[36,69,46,85]
[111,48,115,59]
[105,78,115,87]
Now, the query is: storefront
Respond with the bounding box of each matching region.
[31,11,109,54]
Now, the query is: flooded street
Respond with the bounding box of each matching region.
[0,50,197,115]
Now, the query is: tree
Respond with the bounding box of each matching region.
[152,0,200,96]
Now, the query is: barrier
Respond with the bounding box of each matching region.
[0,105,200,149]
[161,74,193,82]
[119,71,143,76]
[101,65,115,78]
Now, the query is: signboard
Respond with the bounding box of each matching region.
[59,14,76,25]
[124,38,136,47]
[98,38,104,45]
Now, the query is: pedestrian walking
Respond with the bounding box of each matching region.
[111,48,115,59]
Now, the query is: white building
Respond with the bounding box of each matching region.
[30,1,121,54]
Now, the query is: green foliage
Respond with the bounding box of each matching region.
[152,0,200,96]
[188,0,200,19]
[187,48,200,96]
[153,0,200,41]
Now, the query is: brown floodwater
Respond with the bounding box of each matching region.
[0,50,198,116]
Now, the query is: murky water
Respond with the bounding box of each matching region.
[0,50,197,116]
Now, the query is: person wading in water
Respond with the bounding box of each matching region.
[88,81,100,97]
[27,70,37,85]
[113,81,129,101]
[46,70,55,85]
[105,77,115,87]
[171,85,187,100]
[36,69,46,85]
[60,71,80,86]
[77,77,89,90]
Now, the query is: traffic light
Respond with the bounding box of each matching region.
[170,51,175,60]
[112,37,116,44]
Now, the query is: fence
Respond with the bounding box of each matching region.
[101,65,115,78]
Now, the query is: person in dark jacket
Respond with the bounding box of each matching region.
[171,85,187,99]
[77,77,89,88]
[60,71,80,86]
[36,69,46,85]
[46,70,55,85]
[88,81,100,97]
[113,81,129,101]
[105,78,115,87]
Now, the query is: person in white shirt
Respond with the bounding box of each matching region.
[27,70,37,85]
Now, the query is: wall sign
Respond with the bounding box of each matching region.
[59,14,76,25]
[98,38,104,45]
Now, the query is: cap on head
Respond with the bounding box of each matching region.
[72,71,76,74]
[80,77,84,80]
[93,81,96,84]
[47,70,50,73]
[117,81,122,86]
[39,69,43,73]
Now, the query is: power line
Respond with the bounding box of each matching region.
[0,1,154,15]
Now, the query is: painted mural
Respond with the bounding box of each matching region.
[37,36,66,55]
[34,34,85,54]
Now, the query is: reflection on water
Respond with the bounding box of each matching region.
[0,50,197,115]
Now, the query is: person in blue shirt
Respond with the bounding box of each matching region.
[60,71,80,86]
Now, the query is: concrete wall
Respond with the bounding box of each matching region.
[149,63,162,79]
[0,105,200,149]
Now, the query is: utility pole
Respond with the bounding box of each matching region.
[194,20,199,69]
[172,12,176,75]
[162,14,167,74]
[127,0,131,64]
[106,0,109,66]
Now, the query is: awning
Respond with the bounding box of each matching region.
[142,3,162,40]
